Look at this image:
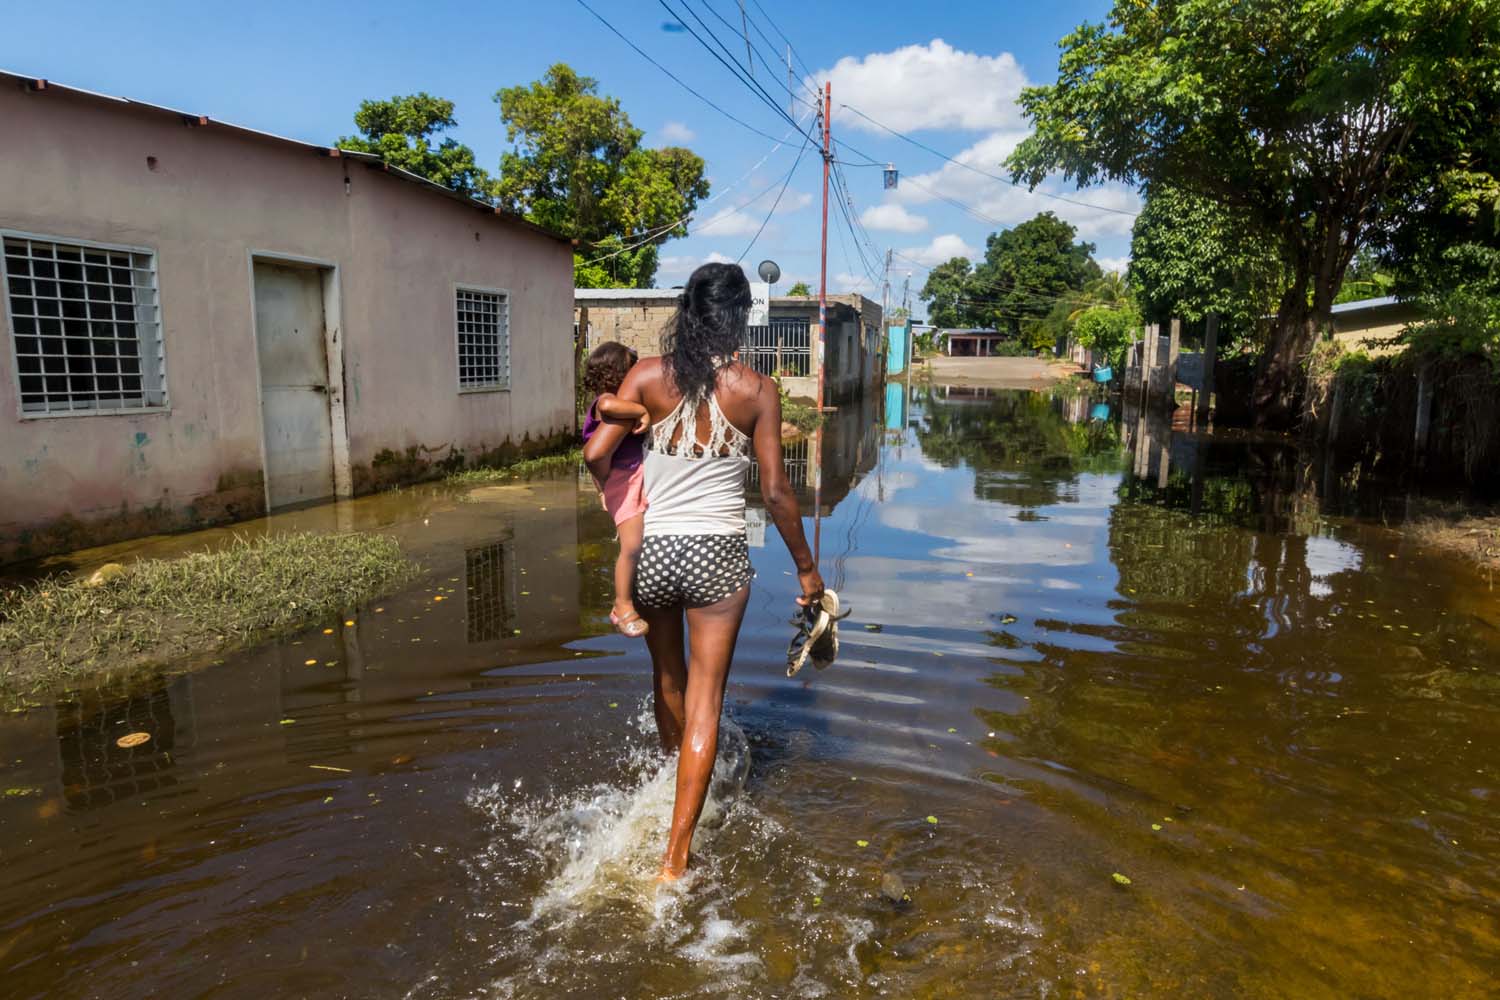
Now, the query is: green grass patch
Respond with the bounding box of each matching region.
[446,447,582,485]
[0,531,418,704]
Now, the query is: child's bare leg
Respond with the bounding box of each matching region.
[612,513,647,637]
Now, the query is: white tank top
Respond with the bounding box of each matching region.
[643,390,752,536]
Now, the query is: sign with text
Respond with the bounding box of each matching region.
[749,282,770,326]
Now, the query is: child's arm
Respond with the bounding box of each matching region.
[595,392,651,434]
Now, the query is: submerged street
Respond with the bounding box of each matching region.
[1,383,1497,998]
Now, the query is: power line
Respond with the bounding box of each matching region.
[696,0,818,113]
[839,103,1139,218]
[658,0,814,143]
[737,126,815,263]
[581,111,813,266]
[573,0,788,143]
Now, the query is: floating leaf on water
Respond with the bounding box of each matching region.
[434,595,445,602]
[1000,614,1018,625]
[344,620,354,627]
[947,727,957,733]
[323,796,334,804]
[812,896,822,906]
[4,787,42,798]
[1151,823,1162,831]
[856,839,869,848]
[926,815,938,825]
[115,732,151,749]
[608,702,619,709]
[864,623,883,632]
[279,719,295,726]
[304,659,318,666]
[1111,872,1132,885]
[322,628,334,635]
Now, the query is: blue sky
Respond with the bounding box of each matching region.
[2,1,1137,315]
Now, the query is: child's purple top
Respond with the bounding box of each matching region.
[582,396,644,471]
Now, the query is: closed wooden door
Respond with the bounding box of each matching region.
[253,262,334,509]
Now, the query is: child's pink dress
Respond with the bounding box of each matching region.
[582,398,647,525]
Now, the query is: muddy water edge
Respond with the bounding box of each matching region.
[1,385,1497,999]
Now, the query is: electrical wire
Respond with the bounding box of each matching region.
[838,103,1139,217]
[695,0,818,113]
[574,0,789,143]
[737,126,815,262]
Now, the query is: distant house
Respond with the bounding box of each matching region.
[938,329,1009,356]
[0,72,575,564]
[574,290,883,403]
[1330,295,1420,355]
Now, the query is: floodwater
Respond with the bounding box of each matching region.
[2,384,1498,999]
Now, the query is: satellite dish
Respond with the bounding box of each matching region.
[757,259,781,284]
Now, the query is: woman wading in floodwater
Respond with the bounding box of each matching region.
[584,262,822,880]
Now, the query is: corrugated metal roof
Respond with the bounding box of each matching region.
[1,69,571,245]
[1330,295,1402,314]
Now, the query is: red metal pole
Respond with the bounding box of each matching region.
[813,81,830,563]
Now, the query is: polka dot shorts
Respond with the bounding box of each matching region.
[634,533,755,610]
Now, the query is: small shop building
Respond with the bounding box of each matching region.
[0,73,575,564]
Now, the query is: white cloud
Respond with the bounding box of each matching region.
[813,39,1028,133]
[659,120,696,143]
[898,233,979,268]
[860,202,929,233]
[892,132,1142,240]
[1095,255,1130,275]
[656,252,740,286]
[693,189,811,238]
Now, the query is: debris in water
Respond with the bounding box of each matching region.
[864,623,883,632]
[947,727,957,733]
[304,659,317,666]
[82,563,127,588]
[309,764,351,773]
[856,839,869,848]
[323,628,334,635]
[926,815,938,825]
[434,595,445,602]
[609,702,619,709]
[4,787,42,798]
[279,719,295,726]
[880,871,910,904]
[116,732,151,748]
[1000,614,1018,625]
[1151,823,1163,831]
[344,620,354,627]
[1112,872,1133,886]
[323,796,334,804]
[812,896,822,906]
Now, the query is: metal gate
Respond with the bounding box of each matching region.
[742,318,811,377]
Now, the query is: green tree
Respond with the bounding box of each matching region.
[1007,0,1500,428]
[919,257,981,328]
[1073,304,1140,372]
[787,281,812,296]
[337,93,495,199]
[973,212,1099,341]
[1127,185,1284,345]
[494,64,709,288]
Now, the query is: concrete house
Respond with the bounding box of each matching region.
[574,289,883,402]
[0,73,574,564]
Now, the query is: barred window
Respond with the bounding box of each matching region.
[3,233,167,415]
[455,286,509,390]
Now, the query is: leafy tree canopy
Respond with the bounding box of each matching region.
[1007,0,1500,426]
[787,281,812,296]
[919,257,980,329]
[1128,185,1284,343]
[337,93,495,200]
[494,64,709,288]
[974,211,1100,338]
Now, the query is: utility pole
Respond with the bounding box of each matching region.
[881,248,892,322]
[814,80,831,564]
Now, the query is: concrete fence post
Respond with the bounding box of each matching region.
[1414,362,1434,464]
[1197,313,1219,426]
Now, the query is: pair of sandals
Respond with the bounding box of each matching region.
[786,589,850,677]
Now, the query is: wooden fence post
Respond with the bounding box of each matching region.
[1414,362,1434,465]
[1197,313,1219,426]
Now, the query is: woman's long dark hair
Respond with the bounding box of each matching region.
[661,262,751,400]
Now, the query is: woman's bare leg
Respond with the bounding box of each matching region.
[641,605,686,752]
[661,583,751,879]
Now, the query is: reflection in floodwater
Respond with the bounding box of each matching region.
[466,537,519,643]
[1,382,1498,998]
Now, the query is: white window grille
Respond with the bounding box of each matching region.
[455,286,509,390]
[3,233,167,415]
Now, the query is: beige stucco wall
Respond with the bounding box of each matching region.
[1331,305,1418,357]
[0,84,572,563]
